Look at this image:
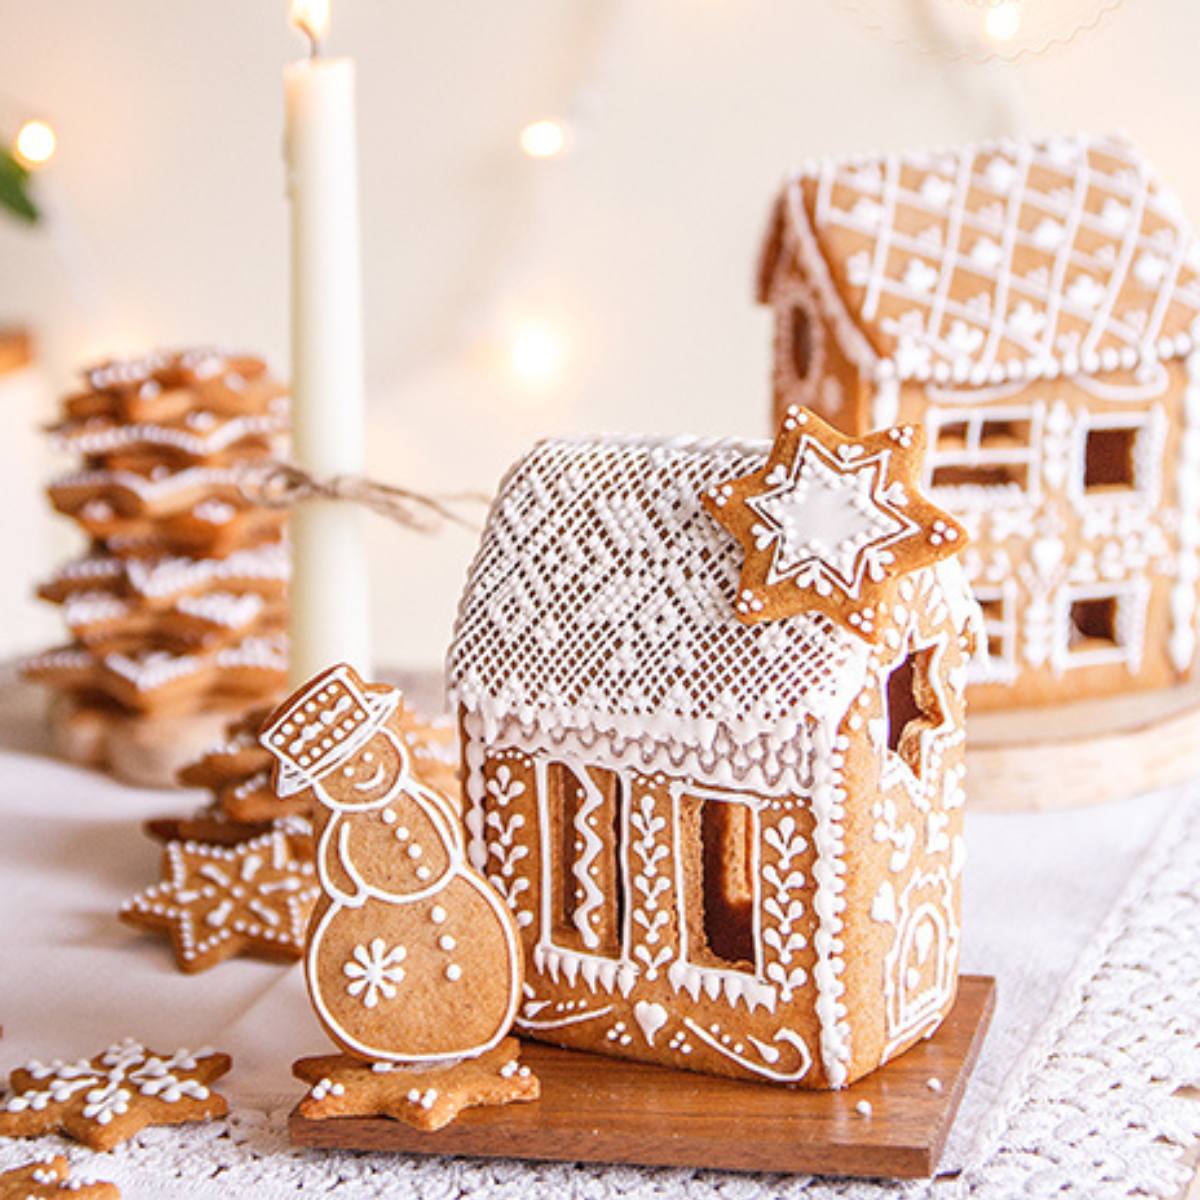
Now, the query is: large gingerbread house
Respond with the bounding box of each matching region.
[449,428,978,1088]
[758,132,1200,708]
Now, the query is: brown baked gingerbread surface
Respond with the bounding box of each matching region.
[293,1037,539,1132]
[0,1156,119,1198]
[0,1040,230,1151]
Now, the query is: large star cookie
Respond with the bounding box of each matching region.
[120,830,319,972]
[293,1037,539,1132]
[703,405,966,639]
[0,1156,119,1198]
[0,1039,230,1152]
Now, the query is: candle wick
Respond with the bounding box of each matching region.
[305,28,321,59]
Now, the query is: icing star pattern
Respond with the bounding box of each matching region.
[0,1040,230,1152]
[703,406,967,639]
[120,830,319,972]
[292,1037,539,1133]
[0,1156,119,1198]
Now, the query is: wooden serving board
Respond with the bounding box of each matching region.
[289,974,994,1179]
[967,682,1200,811]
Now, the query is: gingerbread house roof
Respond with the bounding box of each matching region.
[448,434,975,795]
[759,131,1200,387]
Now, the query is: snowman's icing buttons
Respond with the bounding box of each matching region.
[261,666,524,1064]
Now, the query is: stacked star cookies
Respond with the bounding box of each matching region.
[128,694,462,971]
[21,350,291,781]
[146,696,461,847]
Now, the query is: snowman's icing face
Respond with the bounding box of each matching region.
[321,729,409,808]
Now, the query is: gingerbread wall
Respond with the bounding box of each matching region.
[890,363,1192,710]
[456,563,970,1088]
[463,735,831,1085]
[833,565,969,1082]
[766,271,1195,710]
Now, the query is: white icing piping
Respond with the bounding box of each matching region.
[782,178,882,380]
[52,409,286,457]
[49,464,269,504]
[809,721,851,1088]
[771,132,1199,385]
[453,709,823,802]
[1170,347,1200,673]
[42,543,288,602]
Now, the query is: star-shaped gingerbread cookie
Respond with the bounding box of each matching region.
[293,1037,539,1132]
[0,1156,119,1198]
[703,405,967,639]
[0,1039,230,1151]
[120,830,319,972]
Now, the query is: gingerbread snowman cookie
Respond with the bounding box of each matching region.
[260,666,524,1066]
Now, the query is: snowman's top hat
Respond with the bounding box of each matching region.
[260,664,401,798]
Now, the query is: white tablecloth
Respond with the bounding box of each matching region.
[1,677,1198,1199]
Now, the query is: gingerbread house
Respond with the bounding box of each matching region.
[449,429,978,1088]
[758,132,1200,708]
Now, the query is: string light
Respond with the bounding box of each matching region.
[983,1,1022,42]
[509,322,565,384]
[13,119,56,169]
[519,119,569,159]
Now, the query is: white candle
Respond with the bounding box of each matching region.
[284,0,372,685]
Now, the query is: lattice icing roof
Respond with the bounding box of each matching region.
[763,132,1200,385]
[449,434,973,790]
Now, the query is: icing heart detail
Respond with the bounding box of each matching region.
[633,1000,668,1046]
[1031,536,1064,579]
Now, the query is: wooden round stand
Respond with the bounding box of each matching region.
[966,683,1200,812]
[47,696,237,789]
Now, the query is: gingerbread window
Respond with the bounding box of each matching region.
[926,407,1039,498]
[679,791,760,976]
[883,644,944,780]
[1079,414,1149,498]
[1057,583,1145,672]
[789,305,814,380]
[970,584,1017,684]
[544,761,624,958]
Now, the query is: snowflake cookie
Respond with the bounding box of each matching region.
[703,405,966,639]
[292,1037,538,1132]
[119,829,319,972]
[0,1039,230,1151]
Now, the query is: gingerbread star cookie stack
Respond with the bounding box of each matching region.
[21,350,290,785]
[144,693,461,848]
[120,829,320,972]
[260,666,539,1131]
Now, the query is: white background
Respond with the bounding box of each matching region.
[1,0,1198,670]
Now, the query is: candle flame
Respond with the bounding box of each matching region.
[290,0,330,53]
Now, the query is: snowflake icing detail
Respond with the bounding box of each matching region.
[746,438,916,600]
[344,939,408,1008]
[10,1039,213,1127]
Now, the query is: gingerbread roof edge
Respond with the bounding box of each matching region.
[447,432,976,796]
[758,130,1200,388]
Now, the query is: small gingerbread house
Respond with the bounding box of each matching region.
[449,429,978,1088]
[758,132,1200,709]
